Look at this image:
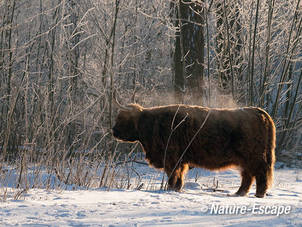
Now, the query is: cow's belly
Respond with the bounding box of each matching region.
[187,149,241,171]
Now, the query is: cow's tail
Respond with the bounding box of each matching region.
[256,108,276,189]
[264,110,276,189]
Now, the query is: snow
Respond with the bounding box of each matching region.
[0,165,301,226]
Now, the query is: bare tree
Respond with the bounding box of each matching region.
[215,0,242,98]
[171,0,205,104]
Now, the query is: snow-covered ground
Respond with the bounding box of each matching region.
[0,164,301,226]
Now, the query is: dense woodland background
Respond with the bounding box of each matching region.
[0,0,301,189]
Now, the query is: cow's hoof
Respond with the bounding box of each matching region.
[234,191,248,197]
[255,193,265,198]
[167,185,181,192]
[175,188,184,192]
[228,193,245,197]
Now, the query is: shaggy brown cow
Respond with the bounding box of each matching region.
[112,102,276,198]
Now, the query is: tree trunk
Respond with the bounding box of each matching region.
[172,0,205,104]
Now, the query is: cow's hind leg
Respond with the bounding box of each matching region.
[235,170,254,196]
[252,161,269,198]
[166,164,189,192]
[255,169,268,198]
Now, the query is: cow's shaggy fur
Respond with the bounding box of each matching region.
[112,104,276,198]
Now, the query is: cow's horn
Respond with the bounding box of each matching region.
[112,90,132,111]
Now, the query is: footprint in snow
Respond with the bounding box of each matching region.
[76,211,86,219]
[184,182,201,190]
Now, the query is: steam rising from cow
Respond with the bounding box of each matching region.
[112,103,276,198]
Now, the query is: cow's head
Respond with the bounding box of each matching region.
[112,92,143,142]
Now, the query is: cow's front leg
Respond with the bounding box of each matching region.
[165,164,189,192]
